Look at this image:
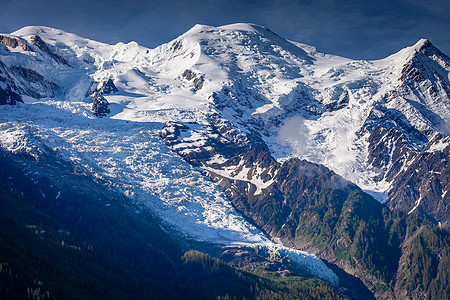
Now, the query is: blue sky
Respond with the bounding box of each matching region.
[1,0,449,59]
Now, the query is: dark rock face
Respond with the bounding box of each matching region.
[364,122,419,182]
[86,78,119,98]
[388,135,450,228]
[182,69,195,81]
[0,57,59,100]
[323,91,349,112]
[0,35,32,51]
[400,57,450,114]
[9,66,59,99]
[31,35,71,66]
[0,62,22,105]
[193,76,204,90]
[89,79,117,117]
[92,92,110,118]
[0,84,23,105]
[101,78,119,94]
[170,40,182,52]
[398,41,450,128]
[160,114,265,166]
[11,66,45,83]
[182,69,204,90]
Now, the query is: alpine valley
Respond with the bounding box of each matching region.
[0,24,448,299]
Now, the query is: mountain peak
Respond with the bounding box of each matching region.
[182,23,271,40]
[413,38,432,50]
[403,38,450,71]
[186,23,265,34]
[385,38,448,67]
[407,38,450,63]
[185,24,216,34]
[411,38,444,57]
[218,23,264,32]
[9,25,94,49]
[11,25,66,38]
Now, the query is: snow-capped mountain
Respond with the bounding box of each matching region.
[0,25,340,285]
[1,23,449,298]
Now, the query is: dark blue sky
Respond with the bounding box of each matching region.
[1,0,449,59]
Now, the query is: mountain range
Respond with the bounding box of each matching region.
[0,23,449,299]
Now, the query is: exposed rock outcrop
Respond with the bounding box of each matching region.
[100,78,119,95]
[0,35,32,51]
[10,66,59,99]
[31,35,70,66]
[388,134,450,227]
[170,40,182,52]
[89,78,117,118]
[182,69,203,91]
[0,84,22,105]
[323,90,349,112]
[91,92,110,118]
[0,61,22,105]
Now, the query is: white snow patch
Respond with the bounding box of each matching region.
[408,196,423,214]
[426,140,448,153]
